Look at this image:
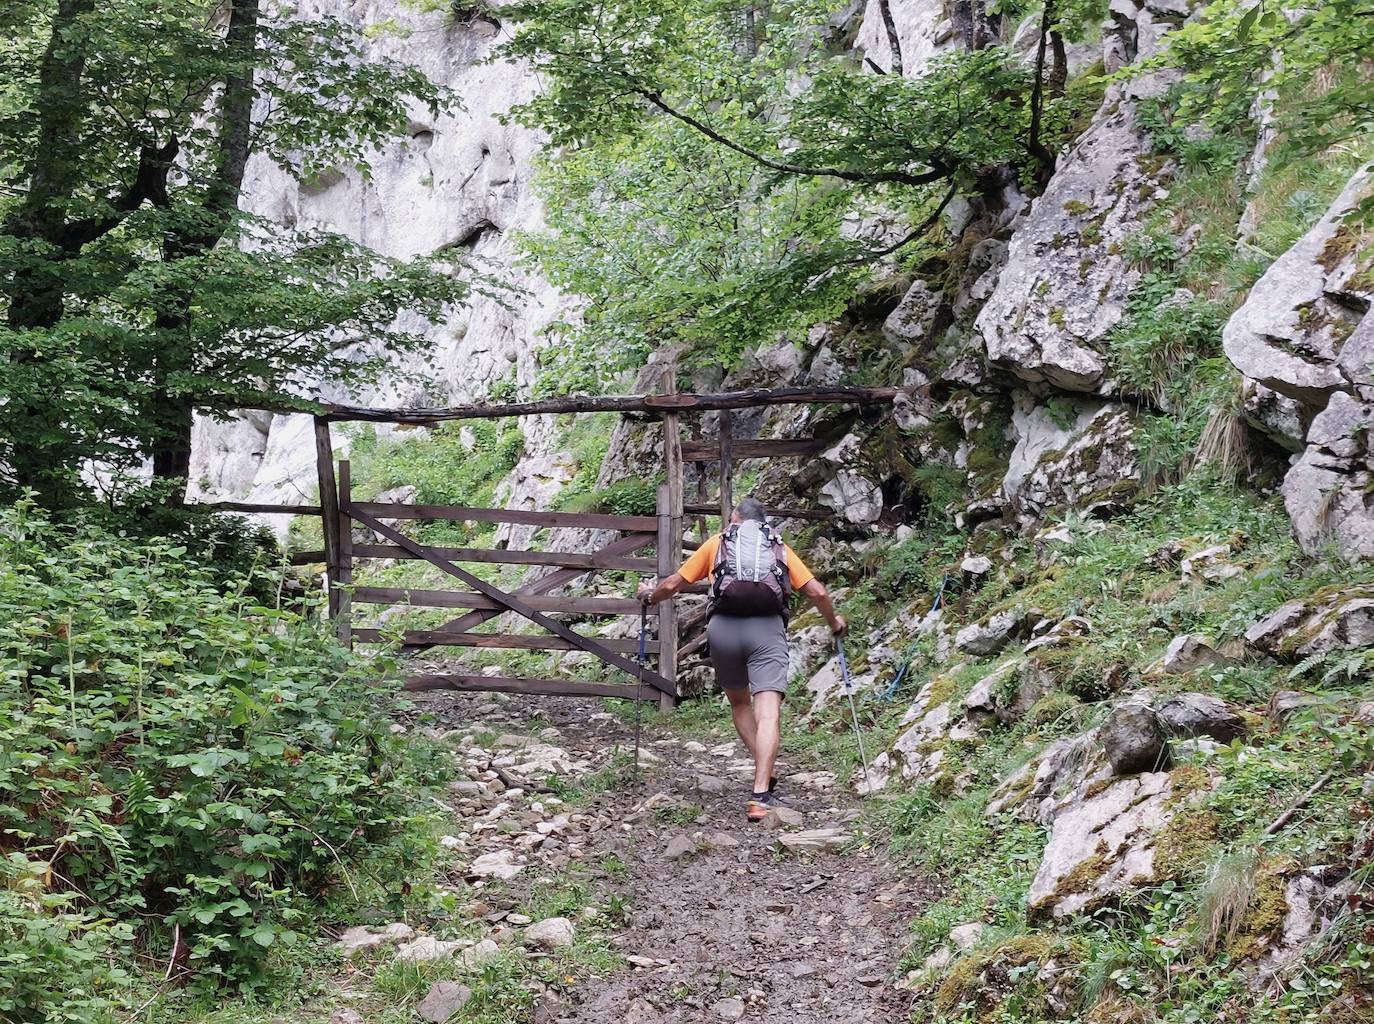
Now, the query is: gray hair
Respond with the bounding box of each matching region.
[733,496,768,522]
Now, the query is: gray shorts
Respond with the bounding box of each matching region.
[706,614,789,697]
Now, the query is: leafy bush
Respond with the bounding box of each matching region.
[553,476,660,516]
[0,503,444,1009]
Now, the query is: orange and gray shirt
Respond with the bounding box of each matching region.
[675,533,817,590]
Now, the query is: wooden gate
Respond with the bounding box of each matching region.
[200,382,905,709]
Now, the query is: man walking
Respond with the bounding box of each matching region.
[637,497,846,821]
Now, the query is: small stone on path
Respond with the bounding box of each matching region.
[470,850,524,880]
[456,938,501,969]
[694,774,729,795]
[712,997,746,1020]
[705,831,740,848]
[777,828,849,854]
[664,834,698,860]
[330,1011,364,1024]
[683,741,708,753]
[763,807,804,829]
[417,980,472,1023]
[395,936,465,962]
[525,916,577,949]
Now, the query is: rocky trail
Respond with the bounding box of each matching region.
[386,692,930,1024]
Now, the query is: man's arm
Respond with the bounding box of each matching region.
[637,573,688,606]
[800,578,846,634]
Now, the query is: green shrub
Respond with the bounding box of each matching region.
[0,503,444,1005]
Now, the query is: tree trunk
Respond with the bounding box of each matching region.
[2,0,96,502]
[877,0,904,75]
[1049,29,1068,98]
[148,0,261,498]
[1026,1,1057,186]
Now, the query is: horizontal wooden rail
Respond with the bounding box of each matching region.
[403,674,661,700]
[348,543,655,572]
[354,586,641,614]
[223,385,904,425]
[195,501,323,516]
[353,629,658,653]
[350,501,657,532]
[680,438,827,462]
[682,503,832,521]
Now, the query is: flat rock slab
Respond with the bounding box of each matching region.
[777,828,850,854]
[417,980,472,1023]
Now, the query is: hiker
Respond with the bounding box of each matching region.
[637,497,846,822]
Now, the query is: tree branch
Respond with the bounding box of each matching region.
[638,89,948,187]
[833,182,958,267]
[1026,1,1056,185]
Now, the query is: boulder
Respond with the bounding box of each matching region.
[955,610,1024,655]
[1240,379,1311,452]
[1159,633,1228,675]
[1180,544,1243,583]
[1155,693,1246,743]
[883,279,941,345]
[1245,587,1374,660]
[986,730,1107,824]
[819,470,884,524]
[469,850,524,880]
[1001,394,1140,528]
[1100,699,1171,775]
[975,0,1185,395]
[417,981,472,1023]
[395,936,466,963]
[333,922,414,956]
[1027,771,1188,918]
[524,917,577,950]
[1282,392,1374,560]
[1222,167,1373,407]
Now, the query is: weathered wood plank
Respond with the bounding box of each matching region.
[349,542,655,571]
[348,506,676,695]
[683,502,832,521]
[680,437,827,462]
[403,674,660,700]
[353,629,658,652]
[353,587,643,614]
[337,459,353,649]
[314,418,342,618]
[400,532,657,656]
[350,502,657,532]
[197,501,324,516]
[717,411,733,528]
[230,385,904,424]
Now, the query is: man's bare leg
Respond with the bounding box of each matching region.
[751,691,782,796]
[725,687,758,759]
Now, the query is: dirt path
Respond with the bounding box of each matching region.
[414,693,929,1024]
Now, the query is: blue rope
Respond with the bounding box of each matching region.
[870,573,950,703]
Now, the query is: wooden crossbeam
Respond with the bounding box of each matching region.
[353,587,642,614]
[683,503,832,521]
[350,501,656,532]
[400,532,656,656]
[679,438,827,462]
[230,384,904,424]
[349,543,655,572]
[349,506,675,696]
[353,629,658,653]
[403,674,660,700]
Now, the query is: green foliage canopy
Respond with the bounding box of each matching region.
[0,1,474,504]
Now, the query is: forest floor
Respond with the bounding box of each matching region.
[381,691,930,1024]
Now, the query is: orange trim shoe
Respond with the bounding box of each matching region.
[746,794,772,822]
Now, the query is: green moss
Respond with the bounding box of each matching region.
[1152,808,1219,880]
[1225,859,1291,961]
[1026,691,1081,729]
[1063,199,1094,216]
[934,933,1079,1014]
[1048,307,1067,328]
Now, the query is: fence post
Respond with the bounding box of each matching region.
[337,459,353,649]
[656,484,678,711]
[717,409,734,530]
[313,417,342,619]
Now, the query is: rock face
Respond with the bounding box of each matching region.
[1155,693,1246,743]
[974,0,1187,395]
[1282,392,1374,560]
[1027,771,1183,918]
[1221,165,1374,559]
[1245,587,1374,659]
[1159,634,1228,675]
[188,0,574,521]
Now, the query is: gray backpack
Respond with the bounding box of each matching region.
[710,521,791,618]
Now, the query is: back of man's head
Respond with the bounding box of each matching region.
[732,497,768,523]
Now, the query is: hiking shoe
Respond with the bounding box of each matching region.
[746,792,774,822]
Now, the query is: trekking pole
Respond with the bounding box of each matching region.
[634,599,648,778]
[836,637,874,795]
